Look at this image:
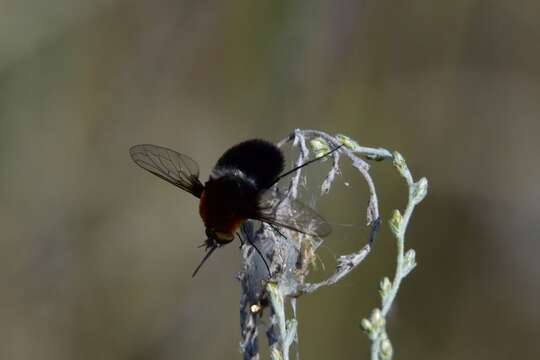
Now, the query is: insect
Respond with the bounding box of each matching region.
[129,139,340,276]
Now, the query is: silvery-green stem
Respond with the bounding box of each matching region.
[267,283,298,360]
[363,151,428,360]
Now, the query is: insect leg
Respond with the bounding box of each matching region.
[267,223,287,240]
[236,232,245,248]
[245,237,271,276]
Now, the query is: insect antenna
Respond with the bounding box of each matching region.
[269,144,344,187]
[192,245,218,277]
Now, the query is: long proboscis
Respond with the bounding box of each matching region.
[192,245,218,277]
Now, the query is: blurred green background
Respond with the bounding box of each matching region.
[1,1,539,359]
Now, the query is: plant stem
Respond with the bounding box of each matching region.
[367,152,427,360]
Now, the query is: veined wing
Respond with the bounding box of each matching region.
[129,144,204,197]
[254,190,331,238]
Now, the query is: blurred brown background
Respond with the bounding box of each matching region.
[1,1,539,359]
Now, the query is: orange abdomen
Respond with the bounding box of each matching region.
[199,190,247,235]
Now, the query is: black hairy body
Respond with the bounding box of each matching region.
[200,139,285,244]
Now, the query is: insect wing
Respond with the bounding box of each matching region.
[130,144,204,197]
[255,190,331,237]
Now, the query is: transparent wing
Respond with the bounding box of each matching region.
[254,190,331,237]
[129,144,204,197]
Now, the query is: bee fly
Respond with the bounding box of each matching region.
[129,139,341,276]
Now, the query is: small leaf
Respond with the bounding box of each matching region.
[379,277,392,300]
[336,134,360,150]
[310,138,330,158]
[370,308,385,329]
[405,249,416,265]
[361,318,373,332]
[389,210,402,237]
[392,151,408,176]
[310,137,329,151]
[380,339,394,359]
[361,318,377,340]
[402,249,417,275]
[411,177,428,205]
